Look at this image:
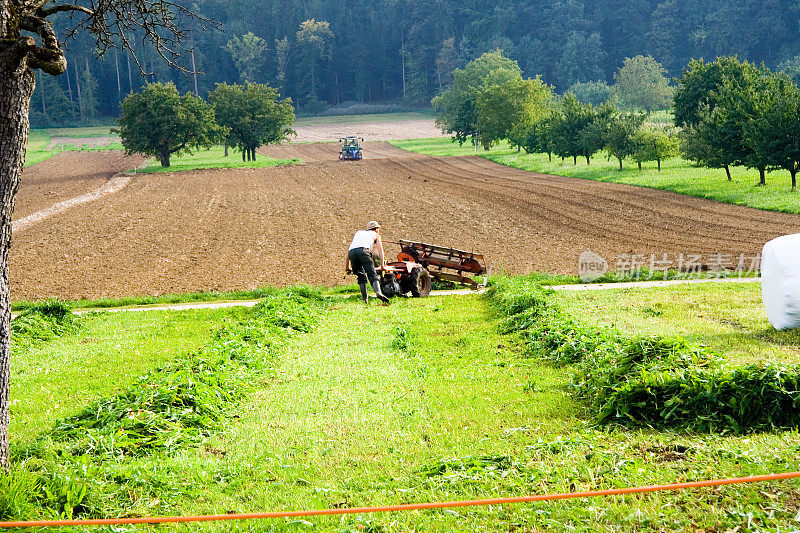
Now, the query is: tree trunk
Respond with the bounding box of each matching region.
[637,161,642,171]
[618,158,623,170]
[250,147,256,161]
[573,155,577,165]
[74,61,83,121]
[657,159,661,172]
[547,152,551,162]
[126,52,133,94]
[114,50,122,101]
[791,169,797,191]
[0,59,36,468]
[585,155,590,165]
[224,143,228,157]
[758,167,766,186]
[242,149,246,162]
[159,148,171,167]
[725,165,731,181]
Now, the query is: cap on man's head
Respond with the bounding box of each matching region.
[366,221,381,230]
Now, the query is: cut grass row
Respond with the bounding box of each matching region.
[390,137,800,214]
[7,283,800,530]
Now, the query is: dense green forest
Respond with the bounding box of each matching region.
[32,0,800,126]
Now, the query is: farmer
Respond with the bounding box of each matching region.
[345,221,390,304]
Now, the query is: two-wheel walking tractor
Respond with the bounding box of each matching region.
[378,240,488,298]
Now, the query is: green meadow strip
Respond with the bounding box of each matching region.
[488,276,800,432]
[0,287,323,522]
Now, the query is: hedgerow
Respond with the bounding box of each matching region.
[1,287,324,521]
[488,276,800,433]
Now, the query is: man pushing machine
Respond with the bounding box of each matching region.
[345,221,390,304]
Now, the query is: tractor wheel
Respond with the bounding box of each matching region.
[406,267,432,298]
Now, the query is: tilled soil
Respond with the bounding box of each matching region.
[12,143,800,300]
[16,151,141,219]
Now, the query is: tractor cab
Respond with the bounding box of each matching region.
[339,136,364,160]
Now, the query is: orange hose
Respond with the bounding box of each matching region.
[1,471,798,528]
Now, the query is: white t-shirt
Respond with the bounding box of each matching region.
[349,230,377,251]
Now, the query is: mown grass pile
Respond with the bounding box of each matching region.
[11,300,77,351]
[0,287,323,521]
[488,276,800,432]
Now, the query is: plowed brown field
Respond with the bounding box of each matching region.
[17,151,141,219]
[11,142,800,300]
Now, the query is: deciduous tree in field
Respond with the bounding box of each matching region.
[744,76,800,191]
[432,50,522,149]
[673,56,750,129]
[605,113,645,170]
[612,55,672,113]
[478,76,552,150]
[117,82,223,168]
[209,82,295,162]
[706,62,776,186]
[0,0,204,467]
[632,126,680,171]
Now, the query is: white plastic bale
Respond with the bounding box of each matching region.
[761,234,800,331]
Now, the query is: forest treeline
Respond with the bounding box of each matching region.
[31,0,800,126]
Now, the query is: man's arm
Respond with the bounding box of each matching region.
[344,251,351,275]
[375,234,387,270]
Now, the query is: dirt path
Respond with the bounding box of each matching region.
[11,144,800,301]
[16,151,142,219]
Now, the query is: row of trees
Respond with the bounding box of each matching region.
[30,0,800,124]
[675,57,800,189]
[435,52,800,190]
[520,97,679,171]
[118,82,295,167]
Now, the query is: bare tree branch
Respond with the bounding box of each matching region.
[19,14,66,74]
[37,4,94,17]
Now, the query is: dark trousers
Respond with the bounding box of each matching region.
[349,247,379,285]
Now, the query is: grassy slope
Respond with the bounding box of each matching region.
[554,282,800,366]
[11,307,246,443]
[138,146,298,174]
[391,137,800,214]
[154,295,798,532]
[9,292,800,530]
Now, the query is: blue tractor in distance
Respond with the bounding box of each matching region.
[339,136,364,160]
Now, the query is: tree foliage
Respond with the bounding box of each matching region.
[605,113,645,170]
[612,55,672,113]
[568,81,612,106]
[27,0,800,121]
[744,76,800,190]
[632,126,680,171]
[225,33,269,83]
[117,82,223,167]
[209,82,295,162]
[432,51,523,148]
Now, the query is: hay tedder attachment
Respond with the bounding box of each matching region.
[379,240,489,298]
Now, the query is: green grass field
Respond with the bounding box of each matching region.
[11,307,246,443]
[137,146,299,173]
[554,282,800,366]
[294,111,433,126]
[390,137,800,214]
[24,127,121,167]
[5,286,800,531]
